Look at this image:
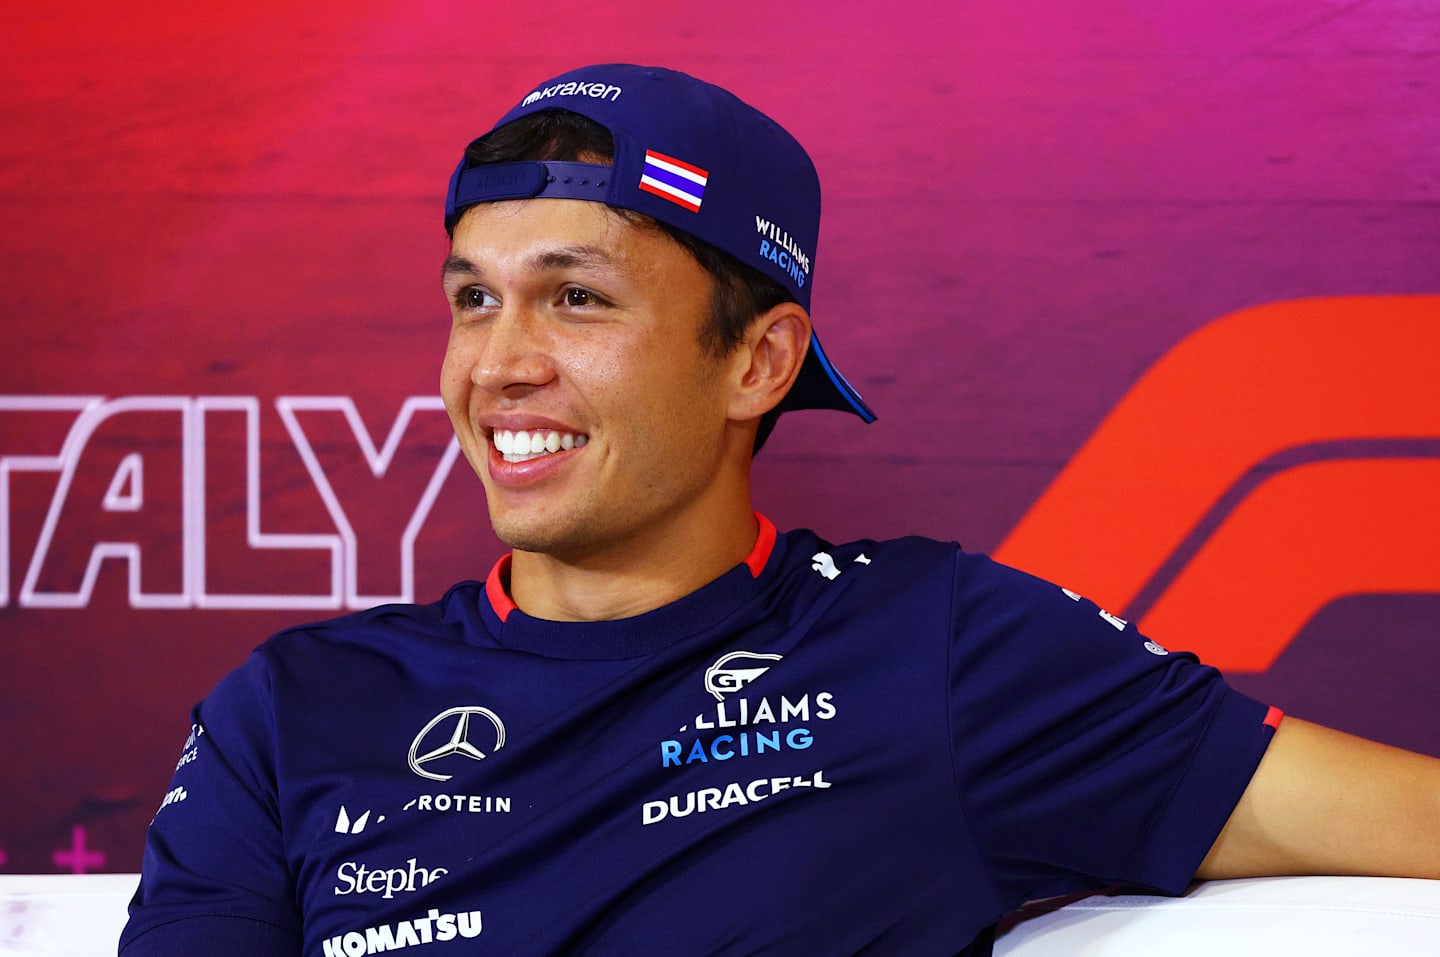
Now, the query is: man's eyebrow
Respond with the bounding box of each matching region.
[530,245,620,271]
[441,255,480,280]
[440,246,621,281]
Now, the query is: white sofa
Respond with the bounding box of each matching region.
[2,874,1437,955]
[995,876,1440,954]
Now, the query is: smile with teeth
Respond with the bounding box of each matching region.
[492,428,588,463]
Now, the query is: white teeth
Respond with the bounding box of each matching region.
[490,428,588,463]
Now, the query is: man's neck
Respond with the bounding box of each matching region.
[507,503,761,622]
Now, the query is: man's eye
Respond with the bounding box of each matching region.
[460,287,496,308]
[564,287,601,307]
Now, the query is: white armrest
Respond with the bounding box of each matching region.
[0,874,138,956]
[2,873,1437,955]
[997,876,1440,955]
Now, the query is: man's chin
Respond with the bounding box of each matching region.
[488,510,585,559]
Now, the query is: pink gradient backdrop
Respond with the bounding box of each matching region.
[2,1,1437,873]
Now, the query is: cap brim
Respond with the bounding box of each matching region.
[779,332,876,421]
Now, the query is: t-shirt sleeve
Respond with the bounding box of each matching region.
[119,652,302,956]
[946,551,1279,909]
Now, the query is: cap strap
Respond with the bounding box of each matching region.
[446,160,612,228]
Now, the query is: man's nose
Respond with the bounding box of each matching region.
[469,307,556,397]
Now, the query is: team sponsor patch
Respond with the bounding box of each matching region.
[333,858,448,899]
[704,651,782,701]
[322,908,482,955]
[153,786,187,820]
[642,770,832,825]
[639,150,708,212]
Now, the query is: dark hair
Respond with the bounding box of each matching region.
[456,111,788,453]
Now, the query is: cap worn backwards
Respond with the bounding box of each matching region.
[445,63,875,422]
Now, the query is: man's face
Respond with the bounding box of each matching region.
[441,198,735,562]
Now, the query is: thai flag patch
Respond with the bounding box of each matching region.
[638,149,708,213]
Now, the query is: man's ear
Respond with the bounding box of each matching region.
[727,301,811,422]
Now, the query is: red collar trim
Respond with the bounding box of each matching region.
[484,513,778,622]
[485,553,518,623]
[745,512,778,578]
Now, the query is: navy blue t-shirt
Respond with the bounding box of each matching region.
[121,520,1278,955]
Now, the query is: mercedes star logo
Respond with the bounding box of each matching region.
[407,706,507,782]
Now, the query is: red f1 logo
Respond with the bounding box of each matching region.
[995,296,1440,671]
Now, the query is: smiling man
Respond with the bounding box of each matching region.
[122,64,1440,957]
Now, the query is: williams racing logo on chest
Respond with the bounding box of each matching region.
[640,652,837,826]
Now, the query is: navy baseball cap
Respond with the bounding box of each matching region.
[445,63,875,422]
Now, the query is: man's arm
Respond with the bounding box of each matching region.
[121,654,301,956]
[1197,716,1440,880]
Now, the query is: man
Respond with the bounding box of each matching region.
[121,63,1440,956]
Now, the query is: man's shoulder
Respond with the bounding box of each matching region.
[779,527,1012,587]
[775,527,1090,628]
[780,527,959,564]
[767,528,970,618]
[255,578,488,663]
[195,579,491,721]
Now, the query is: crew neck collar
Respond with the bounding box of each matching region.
[478,514,781,659]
